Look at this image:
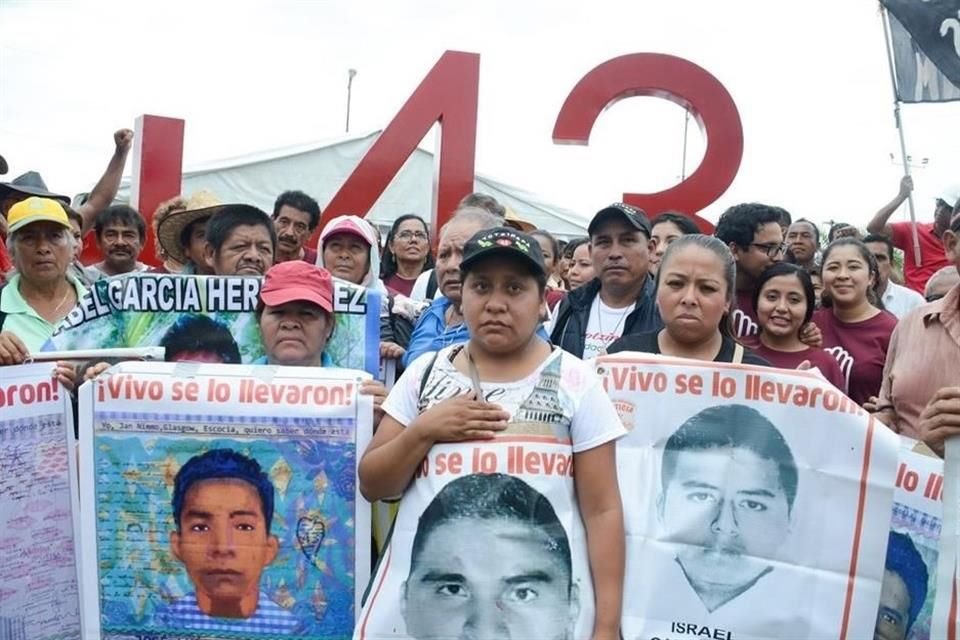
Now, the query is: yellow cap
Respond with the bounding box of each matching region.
[6,196,72,234]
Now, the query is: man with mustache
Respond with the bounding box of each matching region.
[550,203,661,359]
[658,404,797,613]
[89,205,149,278]
[272,190,320,264]
[202,204,276,276]
[155,448,300,634]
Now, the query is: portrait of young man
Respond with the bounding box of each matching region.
[402,473,580,640]
[657,404,798,613]
[154,448,300,634]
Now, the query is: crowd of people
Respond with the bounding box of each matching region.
[1,129,959,639]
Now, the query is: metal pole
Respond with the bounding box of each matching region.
[346,68,357,133]
[880,5,922,266]
[681,110,690,181]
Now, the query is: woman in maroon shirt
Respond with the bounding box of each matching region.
[813,239,898,405]
[751,263,846,390]
[381,214,434,297]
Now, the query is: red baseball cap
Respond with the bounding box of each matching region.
[260,261,334,313]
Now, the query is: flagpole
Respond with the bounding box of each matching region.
[880,5,922,267]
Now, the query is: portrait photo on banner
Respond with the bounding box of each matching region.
[47,272,381,375]
[599,354,898,640]
[883,439,943,640]
[76,362,372,640]
[357,461,590,640]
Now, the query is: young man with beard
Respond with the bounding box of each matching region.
[88,205,149,278]
[271,190,320,264]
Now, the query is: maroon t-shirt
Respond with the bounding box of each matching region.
[302,247,318,264]
[751,344,848,392]
[731,290,760,339]
[812,308,898,405]
[385,273,418,297]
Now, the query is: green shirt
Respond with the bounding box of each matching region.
[0,273,87,353]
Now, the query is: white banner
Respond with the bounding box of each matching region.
[888,438,944,640]
[0,363,80,640]
[355,439,591,640]
[598,353,899,640]
[76,361,372,640]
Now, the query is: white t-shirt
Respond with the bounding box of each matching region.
[384,345,626,453]
[582,297,636,360]
[882,281,925,319]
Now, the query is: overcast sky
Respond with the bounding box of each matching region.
[1,0,957,227]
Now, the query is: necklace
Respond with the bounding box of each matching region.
[596,297,632,343]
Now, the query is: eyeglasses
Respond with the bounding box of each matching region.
[750,242,787,258]
[396,230,428,242]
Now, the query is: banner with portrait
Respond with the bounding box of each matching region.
[598,353,899,640]
[0,363,81,640]
[887,438,944,640]
[76,361,373,640]
[48,273,382,375]
[355,438,590,640]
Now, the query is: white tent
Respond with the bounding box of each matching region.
[110,131,590,240]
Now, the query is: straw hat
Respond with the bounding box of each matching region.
[503,205,536,232]
[155,190,222,264]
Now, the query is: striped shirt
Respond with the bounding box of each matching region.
[154,591,301,635]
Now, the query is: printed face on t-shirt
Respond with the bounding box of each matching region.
[659,446,791,609]
[402,518,577,640]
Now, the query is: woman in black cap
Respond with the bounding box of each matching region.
[357,227,626,640]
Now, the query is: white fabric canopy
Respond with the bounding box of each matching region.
[108,131,590,240]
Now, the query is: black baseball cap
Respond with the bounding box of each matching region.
[459,226,546,276]
[588,202,651,238]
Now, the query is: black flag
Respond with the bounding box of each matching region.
[882,0,960,102]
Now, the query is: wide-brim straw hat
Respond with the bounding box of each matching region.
[155,190,223,265]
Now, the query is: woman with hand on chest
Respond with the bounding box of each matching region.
[359,227,626,640]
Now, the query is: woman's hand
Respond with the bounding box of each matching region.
[380,341,406,361]
[359,380,388,425]
[53,361,77,391]
[798,322,823,348]
[0,332,29,365]
[413,392,510,443]
[83,361,113,382]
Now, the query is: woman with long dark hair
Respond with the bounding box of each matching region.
[751,262,845,389]
[813,238,896,405]
[381,214,434,297]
